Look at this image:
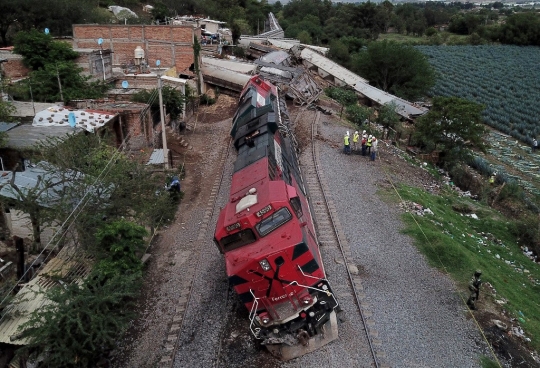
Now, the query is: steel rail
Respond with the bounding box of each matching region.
[309,111,380,368]
[168,134,233,368]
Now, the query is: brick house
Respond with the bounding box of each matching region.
[72,24,200,75]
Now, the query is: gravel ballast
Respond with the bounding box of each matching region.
[316,120,490,367]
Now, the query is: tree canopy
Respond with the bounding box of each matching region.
[11,30,108,103]
[351,40,435,101]
[413,96,488,168]
[19,221,146,367]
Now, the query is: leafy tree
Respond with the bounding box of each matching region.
[413,96,488,169]
[0,0,20,46]
[151,1,171,23]
[0,100,15,123]
[345,104,372,128]
[376,102,401,138]
[13,29,78,70]
[27,134,179,250]
[18,273,140,367]
[325,86,357,106]
[351,40,435,101]
[297,30,313,44]
[425,27,438,37]
[13,30,108,103]
[328,39,350,67]
[132,85,186,120]
[94,220,147,280]
[496,12,540,46]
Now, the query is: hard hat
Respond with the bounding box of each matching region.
[362,130,366,134]
[368,135,372,139]
[355,131,358,134]
[474,270,482,277]
[346,131,350,136]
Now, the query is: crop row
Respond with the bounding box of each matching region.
[416,45,540,145]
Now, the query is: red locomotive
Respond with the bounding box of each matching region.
[214,75,339,360]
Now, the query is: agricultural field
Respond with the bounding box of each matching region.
[416,45,540,145]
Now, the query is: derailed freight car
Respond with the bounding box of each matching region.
[214,75,339,360]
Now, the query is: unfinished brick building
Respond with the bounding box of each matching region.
[72,25,200,75]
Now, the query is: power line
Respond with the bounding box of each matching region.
[0,89,162,309]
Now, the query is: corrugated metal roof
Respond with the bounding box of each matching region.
[354,81,428,118]
[0,162,108,207]
[300,48,368,85]
[202,57,256,74]
[5,124,82,149]
[0,243,93,345]
[146,149,166,165]
[0,122,18,132]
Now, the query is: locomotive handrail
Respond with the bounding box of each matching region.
[248,289,262,339]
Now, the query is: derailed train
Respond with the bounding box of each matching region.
[213,75,339,360]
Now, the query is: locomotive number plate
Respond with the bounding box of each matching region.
[226,222,241,232]
[256,205,272,218]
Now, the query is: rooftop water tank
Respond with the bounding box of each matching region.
[134,46,145,65]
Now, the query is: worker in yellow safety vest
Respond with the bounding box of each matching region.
[352,131,360,152]
[366,135,373,155]
[343,131,351,155]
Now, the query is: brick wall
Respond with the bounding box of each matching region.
[0,58,29,79]
[73,25,196,72]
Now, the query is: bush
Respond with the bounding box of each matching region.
[425,27,438,37]
[200,94,216,105]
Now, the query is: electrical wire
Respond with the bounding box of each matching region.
[0,87,163,310]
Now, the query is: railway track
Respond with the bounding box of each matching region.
[297,109,387,367]
[158,137,233,368]
[158,107,387,368]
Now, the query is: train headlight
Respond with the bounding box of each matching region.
[259,312,271,325]
[259,259,271,271]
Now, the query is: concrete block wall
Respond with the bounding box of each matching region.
[72,25,198,72]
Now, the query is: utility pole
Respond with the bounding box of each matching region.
[28,77,36,115]
[158,73,169,170]
[55,62,64,102]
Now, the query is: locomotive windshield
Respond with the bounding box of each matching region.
[256,207,292,237]
[220,229,257,252]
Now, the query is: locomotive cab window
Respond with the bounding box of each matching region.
[256,207,292,237]
[290,197,303,218]
[221,229,257,252]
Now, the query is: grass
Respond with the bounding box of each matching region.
[391,184,540,352]
[377,32,470,45]
[377,33,430,44]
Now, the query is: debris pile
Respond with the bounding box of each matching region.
[399,201,434,216]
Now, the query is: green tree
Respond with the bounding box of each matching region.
[132,85,186,120]
[0,0,20,46]
[328,39,350,66]
[19,272,141,367]
[345,104,372,128]
[25,134,179,251]
[413,96,488,169]
[297,30,313,44]
[376,102,401,138]
[13,29,78,70]
[496,12,540,45]
[13,30,108,103]
[94,220,147,279]
[152,1,171,23]
[351,40,435,101]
